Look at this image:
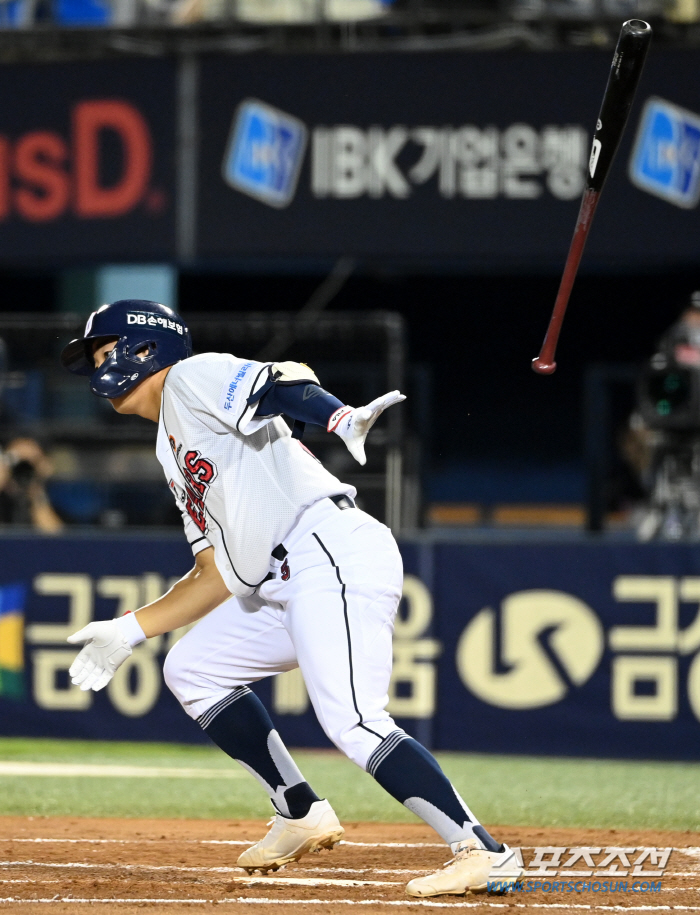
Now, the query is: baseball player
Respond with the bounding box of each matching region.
[61,299,522,897]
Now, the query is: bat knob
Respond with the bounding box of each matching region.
[532,356,557,375]
[623,18,652,37]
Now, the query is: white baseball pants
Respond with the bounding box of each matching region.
[163,498,404,769]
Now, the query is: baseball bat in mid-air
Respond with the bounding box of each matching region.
[531,19,652,376]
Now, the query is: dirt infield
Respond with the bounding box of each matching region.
[0,817,698,914]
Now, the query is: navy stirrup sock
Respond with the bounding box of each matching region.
[367,732,503,852]
[199,687,320,819]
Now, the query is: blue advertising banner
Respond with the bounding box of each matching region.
[0,533,206,744]
[0,534,699,760]
[196,50,700,267]
[1,50,700,265]
[430,543,700,760]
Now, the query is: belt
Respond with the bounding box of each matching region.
[271,494,355,561]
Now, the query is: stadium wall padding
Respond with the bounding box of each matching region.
[0,533,699,759]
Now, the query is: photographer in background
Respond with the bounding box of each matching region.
[0,437,64,533]
[626,291,700,540]
[658,290,700,367]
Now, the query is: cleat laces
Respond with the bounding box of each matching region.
[431,842,481,875]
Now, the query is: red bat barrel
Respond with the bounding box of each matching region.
[531,19,652,376]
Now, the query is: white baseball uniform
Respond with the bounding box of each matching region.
[157,353,356,594]
[65,304,511,870]
[159,353,405,768]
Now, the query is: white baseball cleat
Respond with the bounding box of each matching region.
[237,799,345,874]
[405,838,523,897]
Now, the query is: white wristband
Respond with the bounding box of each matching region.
[115,612,147,647]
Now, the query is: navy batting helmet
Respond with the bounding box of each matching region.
[61,299,192,399]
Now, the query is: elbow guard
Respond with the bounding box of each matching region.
[246,361,323,440]
[270,361,320,386]
[247,361,321,409]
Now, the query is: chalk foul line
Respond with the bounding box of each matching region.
[1,898,700,910]
[0,763,243,780]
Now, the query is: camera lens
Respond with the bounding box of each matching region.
[11,459,35,486]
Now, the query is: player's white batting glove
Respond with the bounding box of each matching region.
[67,614,146,692]
[328,390,406,466]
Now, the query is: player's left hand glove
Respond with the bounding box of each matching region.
[67,614,145,692]
[328,390,406,466]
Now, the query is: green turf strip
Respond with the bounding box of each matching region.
[0,738,697,831]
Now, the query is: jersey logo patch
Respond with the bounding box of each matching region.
[181,450,218,534]
[220,362,253,413]
[281,558,290,581]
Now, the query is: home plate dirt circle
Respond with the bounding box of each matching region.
[0,817,698,915]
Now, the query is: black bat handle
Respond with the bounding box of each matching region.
[587,19,652,194]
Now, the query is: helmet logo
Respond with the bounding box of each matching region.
[127,312,185,335]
